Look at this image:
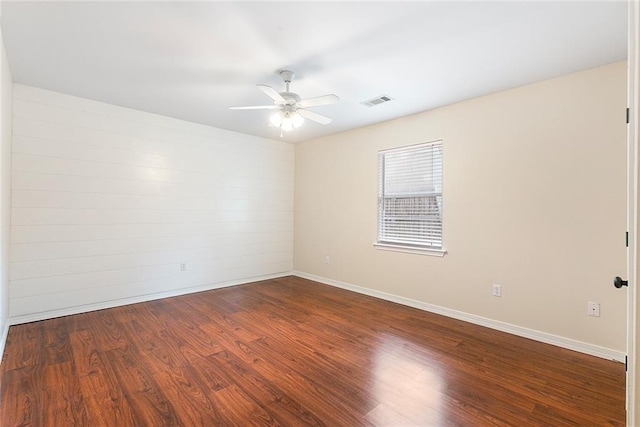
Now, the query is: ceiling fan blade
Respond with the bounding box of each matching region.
[298,109,332,125]
[229,105,280,110]
[257,84,285,103]
[298,94,339,108]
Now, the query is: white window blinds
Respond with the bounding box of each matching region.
[377,141,443,249]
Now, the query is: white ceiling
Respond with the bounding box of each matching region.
[0,1,628,143]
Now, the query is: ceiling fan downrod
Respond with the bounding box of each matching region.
[280,70,295,93]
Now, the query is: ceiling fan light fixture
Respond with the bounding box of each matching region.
[281,113,294,132]
[269,111,284,127]
[291,110,304,128]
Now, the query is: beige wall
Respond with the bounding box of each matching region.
[295,62,627,353]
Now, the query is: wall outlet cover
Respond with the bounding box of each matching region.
[492,284,502,297]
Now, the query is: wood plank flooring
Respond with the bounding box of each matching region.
[0,276,626,426]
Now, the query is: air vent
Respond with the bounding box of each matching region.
[360,95,394,107]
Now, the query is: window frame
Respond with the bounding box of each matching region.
[374,140,446,257]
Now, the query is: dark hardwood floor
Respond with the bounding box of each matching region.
[0,276,626,426]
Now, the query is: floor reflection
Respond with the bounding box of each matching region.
[368,333,446,426]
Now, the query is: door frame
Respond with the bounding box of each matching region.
[627,1,639,425]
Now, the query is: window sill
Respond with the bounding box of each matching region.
[373,243,447,257]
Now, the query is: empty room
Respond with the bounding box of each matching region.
[0,1,639,425]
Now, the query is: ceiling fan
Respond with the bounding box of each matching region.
[229,70,339,136]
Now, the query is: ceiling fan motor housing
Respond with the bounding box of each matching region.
[278,92,301,105]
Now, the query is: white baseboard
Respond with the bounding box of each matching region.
[292,270,626,363]
[0,320,9,365]
[8,272,291,326]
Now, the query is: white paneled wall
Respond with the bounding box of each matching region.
[0,20,13,357]
[9,84,294,322]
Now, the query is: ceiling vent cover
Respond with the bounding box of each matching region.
[361,95,394,107]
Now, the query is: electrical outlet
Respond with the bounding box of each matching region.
[587,301,600,317]
[492,284,502,297]
[180,262,187,271]
[325,256,330,264]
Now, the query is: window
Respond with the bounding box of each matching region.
[376,140,444,255]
